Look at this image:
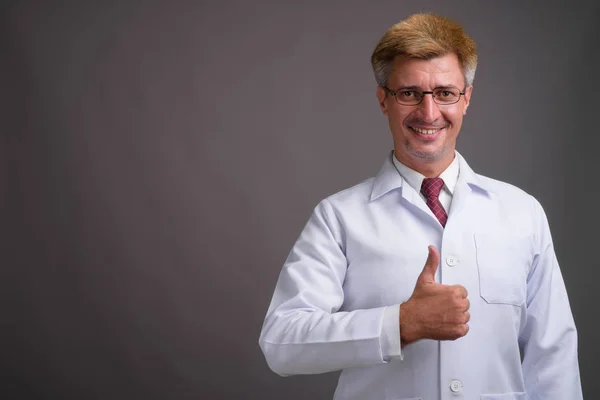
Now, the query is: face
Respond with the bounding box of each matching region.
[377,53,472,177]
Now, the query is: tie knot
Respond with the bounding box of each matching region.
[421,178,445,199]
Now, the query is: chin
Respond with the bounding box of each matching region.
[406,144,446,160]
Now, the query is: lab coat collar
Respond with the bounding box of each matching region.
[370,150,492,202]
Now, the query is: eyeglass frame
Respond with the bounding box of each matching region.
[382,86,467,106]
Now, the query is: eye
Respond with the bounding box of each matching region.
[399,91,415,98]
[433,89,460,103]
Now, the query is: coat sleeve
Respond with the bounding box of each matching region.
[519,198,583,399]
[258,199,394,376]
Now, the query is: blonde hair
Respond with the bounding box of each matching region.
[371,13,477,88]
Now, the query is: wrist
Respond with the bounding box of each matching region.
[399,302,419,347]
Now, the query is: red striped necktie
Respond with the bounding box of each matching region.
[420,178,448,227]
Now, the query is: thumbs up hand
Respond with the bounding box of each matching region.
[399,246,470,347]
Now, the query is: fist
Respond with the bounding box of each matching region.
[400,246,470,346]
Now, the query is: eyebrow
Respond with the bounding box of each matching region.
[395,85,460,91]
[394,86,421,91]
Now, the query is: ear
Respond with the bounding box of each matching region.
[376,86,389,115]
[463,85,473,115]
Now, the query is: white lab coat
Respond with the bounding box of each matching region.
[259,152,582,400]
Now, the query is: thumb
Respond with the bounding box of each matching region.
[417,245,440,284]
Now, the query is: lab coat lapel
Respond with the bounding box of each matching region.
[400,178,435,220]
[370,151,442,225]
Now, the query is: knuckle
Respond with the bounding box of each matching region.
[450,285,467,299]
[460,285,468,297]
[457,299,469,311]
[451,324,469,339]
[457,285,468,298]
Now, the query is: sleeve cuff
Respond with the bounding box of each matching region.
[381,305,403,361]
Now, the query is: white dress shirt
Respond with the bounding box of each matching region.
[259,151,582,400]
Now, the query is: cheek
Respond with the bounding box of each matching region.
[389,108,411,127]
[444,109,463,127]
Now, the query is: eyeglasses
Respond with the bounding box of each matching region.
[383,86,466,106]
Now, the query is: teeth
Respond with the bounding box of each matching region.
[412,127,439,135]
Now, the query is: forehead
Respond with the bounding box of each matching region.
[388,53,465,88]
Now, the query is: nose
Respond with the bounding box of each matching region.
[415,93,441,122]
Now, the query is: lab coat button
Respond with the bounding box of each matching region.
[446,255,458,266]
[449,380,462,393]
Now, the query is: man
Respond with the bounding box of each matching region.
[259,13,582,400]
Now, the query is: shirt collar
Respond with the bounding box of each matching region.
[392,151,459,196]
[371,150,492,201]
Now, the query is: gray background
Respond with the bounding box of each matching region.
[2,1,598,399]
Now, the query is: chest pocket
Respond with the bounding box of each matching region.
[474,233,532,306]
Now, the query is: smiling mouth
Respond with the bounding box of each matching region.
[409,126,444,135]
